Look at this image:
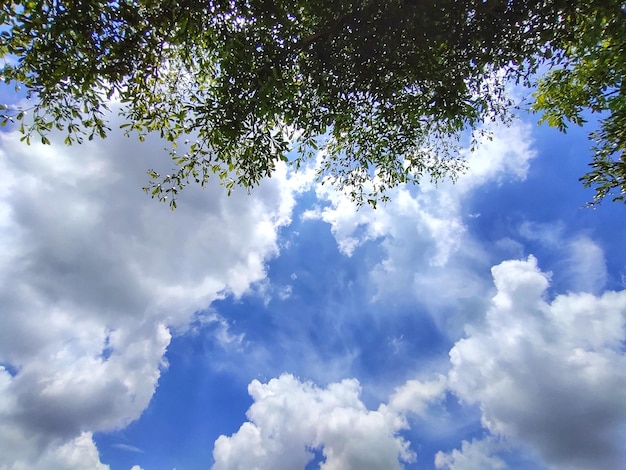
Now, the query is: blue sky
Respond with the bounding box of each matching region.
[0,90,625,470]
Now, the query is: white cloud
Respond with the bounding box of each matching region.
[303,174,465,263]
[388,375,447,417]
[0,118,301,466]
[0,429,109,470]
[212,374,415,470]
[112,443,143,453]
[34,433,110,470]
[434,438,507,470]
[189,312,245,348]
[448,256,626,469]
[207,233,625,470]
[305,122,537,330]
[457,121,536,192]
[518,220,565,247]
[562,236,607,294]
[519,222,608,294]
[277,284,293,300]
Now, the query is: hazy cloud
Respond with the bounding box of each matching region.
[305,122,537,336]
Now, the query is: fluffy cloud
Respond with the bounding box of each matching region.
[0,121,301,467]
[387,375,447,417]
[434,438,507,470]
[214,252,626,470]
[456,121,536,192]
[448,256,626,469]
[9,433,110,470]
[212,374,415,470]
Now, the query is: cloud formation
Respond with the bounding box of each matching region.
[2,108,624,470]
[448,256,626,469]
[0,432,110,470]
[0,123,300,467]
[305,121,536,259]
[435,438,507,470]
[215,254,626,470]
[212,374,416,470]
[304,122,538,338]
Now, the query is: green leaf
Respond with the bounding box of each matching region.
[3,0,624,207]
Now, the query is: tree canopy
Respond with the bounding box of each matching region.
[533,1,626,204]
[0,0,624,207]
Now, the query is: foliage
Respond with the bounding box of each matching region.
[0,0,616,206]
[533,0,626,205]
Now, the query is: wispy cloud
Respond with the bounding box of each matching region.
[112,443,144,454]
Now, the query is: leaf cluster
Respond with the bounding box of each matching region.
[0,0,606,206]
[533,0,626,205]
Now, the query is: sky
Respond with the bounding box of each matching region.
[0,91,625,470]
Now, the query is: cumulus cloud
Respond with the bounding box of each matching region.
[434,438,507,470]
[212,374,415,470]
[214,250,626,470]
[448,256,626,469]
[0,428,109,470]
[0,119,302,466]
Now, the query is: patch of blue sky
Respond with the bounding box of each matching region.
[464,115,626,295]
[396,394,486,469]
[0,362,18,377]
[95,351,252,470]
